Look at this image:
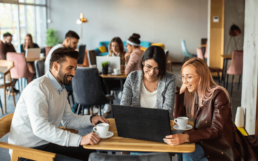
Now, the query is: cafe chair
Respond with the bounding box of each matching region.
[89,152,171,161]
[181,40,196,62]
[226,50,243,96]
[196,48,223,84]
[34,59,45,78]
[78,45,86,64]
[7,52,34,91]
[87,50,97,66]
[65,84,75,106]
[0,60,16,114]
[0,113,78,161]
[72,67,114,116]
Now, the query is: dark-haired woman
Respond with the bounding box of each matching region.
[124,33,144,75]
[121,46,175,118]
[108,37,126,72]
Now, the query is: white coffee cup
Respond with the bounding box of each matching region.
[113,68,120,74]
[93,123,109,137]
[40,53,45,58]
[174,117,189,129]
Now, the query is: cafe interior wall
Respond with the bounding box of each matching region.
[48,0,208,62]
[241,0,258,135]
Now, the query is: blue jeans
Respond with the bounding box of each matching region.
[182,144,208,161]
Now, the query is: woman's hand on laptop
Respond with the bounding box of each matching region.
[164,134,189,146]
[80,132,100,145]
[92,116,109,126]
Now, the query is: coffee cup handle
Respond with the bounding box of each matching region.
[174,118,178,124]
[93,127,97,132]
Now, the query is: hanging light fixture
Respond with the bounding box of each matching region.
[76,13,88,44]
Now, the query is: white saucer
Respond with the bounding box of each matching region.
[111,72,121,75]
[96,131,114,139]
[173,125,193,130]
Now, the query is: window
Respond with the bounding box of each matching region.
[0,0,46,52]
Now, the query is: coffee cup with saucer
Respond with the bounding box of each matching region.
[173,117,192,130]
[112,68,121,75]
[93,123,114,139]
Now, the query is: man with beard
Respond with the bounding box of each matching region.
[8,48,108,161]
[0,32,16,60]
[45,30,80,73]
[0,32,20,94]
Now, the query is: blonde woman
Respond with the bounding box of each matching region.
[21,34,39,53]
[164,58,257,161]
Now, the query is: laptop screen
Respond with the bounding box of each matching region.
[112,105,174,143]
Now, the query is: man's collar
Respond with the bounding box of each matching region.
[45,71,65,94]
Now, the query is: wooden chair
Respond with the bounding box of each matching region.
[0,60,16,114]
[0,113,78,161]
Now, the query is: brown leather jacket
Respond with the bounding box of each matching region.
[173,89,258,161]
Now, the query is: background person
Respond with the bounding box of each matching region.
[0,32,19,94]
[124,33,144,75]
[44,30,79,73]
[21,33,40,74]
[121,46,175,118]
[164,58,257,161]
[20,33,39,53]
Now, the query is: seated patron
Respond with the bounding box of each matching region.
[20,33,39,53]
[103,37,126,95]
[45,30,79,73]
[164,58,257,161]
[0,32,19,94]
[124,33,144,75]
[0,32,16,60]
[121,46,175,118]
[8,48,108,161]
[21,34,40,74]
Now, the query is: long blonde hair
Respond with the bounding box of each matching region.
[23,34,34,50]
[182,58,230,118]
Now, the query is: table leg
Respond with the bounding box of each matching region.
[120,79,123,92]
[224,59,229,87]
[177,153,182,161]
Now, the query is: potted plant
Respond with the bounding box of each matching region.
[45,28,61,56]
[102,61,110,75]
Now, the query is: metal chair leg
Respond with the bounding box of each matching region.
[76,104,81,115]
[217,72,221,85]
[238,75,242,89]
[226,74,229,89]
[230,75,234,97]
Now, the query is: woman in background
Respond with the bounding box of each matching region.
[20,34,39,74]
[124,33,144,75]
[108,37,126,72]
[21,34,39,53]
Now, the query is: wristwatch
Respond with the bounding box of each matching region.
[90,114,97,123]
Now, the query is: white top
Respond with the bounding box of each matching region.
[44,44,64,73]
[140,82,157,108]
[8,71,92,150]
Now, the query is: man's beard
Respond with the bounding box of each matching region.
[57,69,73,85]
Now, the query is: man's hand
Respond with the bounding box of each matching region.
[91,115,109,126]
[80,132,100,145]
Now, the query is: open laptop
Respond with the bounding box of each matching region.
[25,48,41,59]
[96,56,120,73]
[112,105,184,143]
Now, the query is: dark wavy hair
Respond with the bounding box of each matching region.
[141,46,167,79]
[50,48,79,69]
